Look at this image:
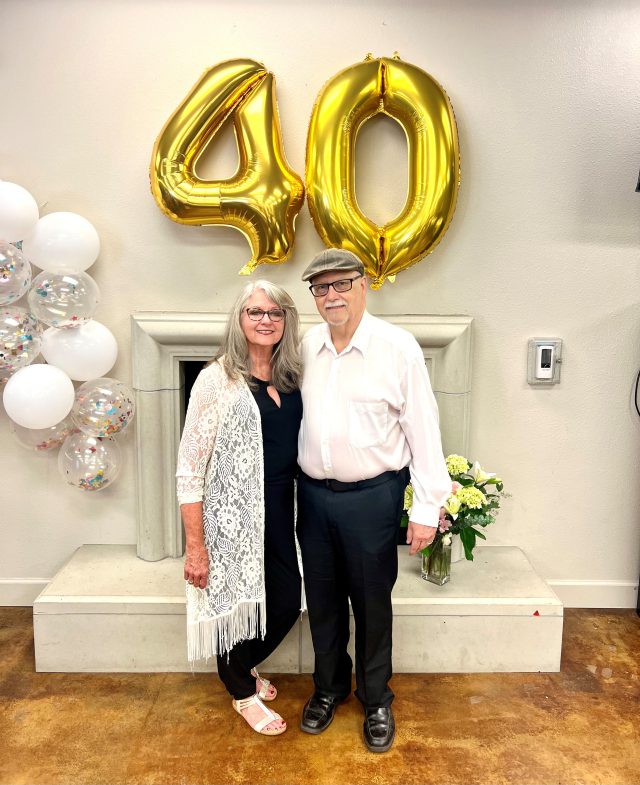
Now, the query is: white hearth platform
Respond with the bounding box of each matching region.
[33,545,563,673]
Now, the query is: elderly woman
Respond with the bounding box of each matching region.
[176,281,303,736]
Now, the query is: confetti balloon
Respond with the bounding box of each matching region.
[3,363,74,428]
[0,241,32,306]
[21,212,100,274]
[72,377,135,438]
[41,319,117,381]
[28,270,100,328]
[58,432,121,492]
[11,415,76,452]
[0,306,41,373]
[0,181,39,243]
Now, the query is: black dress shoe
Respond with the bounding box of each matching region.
[300,693,343,734]
[363,707,395,752]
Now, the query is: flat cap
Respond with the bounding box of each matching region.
[301,248,365,282]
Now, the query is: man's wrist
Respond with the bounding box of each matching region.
[408,520,437,529]
[408,501,440,528]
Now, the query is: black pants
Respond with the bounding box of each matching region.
[216,481,301,700]
[297,470,406,710]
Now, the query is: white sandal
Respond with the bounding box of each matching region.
[232,694,287,736]
[251,668,277,701]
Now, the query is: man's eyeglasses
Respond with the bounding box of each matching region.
[309,275,363,298]
[244,307,286,322]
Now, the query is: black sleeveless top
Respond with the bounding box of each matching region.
[250,377,302,484]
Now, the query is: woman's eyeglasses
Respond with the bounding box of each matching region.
[244,307,286,322]
[309,275,363,298]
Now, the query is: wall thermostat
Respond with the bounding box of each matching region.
[527,338,562,385]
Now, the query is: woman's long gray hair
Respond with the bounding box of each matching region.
[215,280,302,392]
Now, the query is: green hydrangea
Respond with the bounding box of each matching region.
[403,483,414,511]
[457,486,486,509]
[445,454,470,476]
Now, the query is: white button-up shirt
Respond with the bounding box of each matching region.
[298,310,451,527]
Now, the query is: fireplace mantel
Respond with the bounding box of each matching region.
[131,312,473,561]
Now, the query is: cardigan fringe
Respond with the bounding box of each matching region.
[187,598,267,662]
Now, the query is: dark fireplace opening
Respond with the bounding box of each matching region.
[182,360,207,416]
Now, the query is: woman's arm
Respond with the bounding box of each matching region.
[181,501,209,589]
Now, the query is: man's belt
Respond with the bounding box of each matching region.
[300,469,402,493]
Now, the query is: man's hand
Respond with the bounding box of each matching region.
[184,545,209,589]
[406,521,437,556]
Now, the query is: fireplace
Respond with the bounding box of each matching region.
[131,312,473,561]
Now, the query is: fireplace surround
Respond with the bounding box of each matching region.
[131,312,473,561]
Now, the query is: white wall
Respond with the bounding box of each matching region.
[1,0,639,607]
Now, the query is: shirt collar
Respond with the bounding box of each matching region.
[315,310,373,357]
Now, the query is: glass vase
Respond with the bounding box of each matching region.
[421,537,452,585]
[451,532,465,563]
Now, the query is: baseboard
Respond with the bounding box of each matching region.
[0,580,49,606]
[549,580,638,609]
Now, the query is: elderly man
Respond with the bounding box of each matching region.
[297,248,451,752]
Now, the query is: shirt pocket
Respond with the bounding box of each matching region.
[348,401,388,448]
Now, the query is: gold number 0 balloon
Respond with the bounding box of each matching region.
[150,60,305,275]
[306,54,460,289]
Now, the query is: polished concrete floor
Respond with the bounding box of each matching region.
[1,607,640,785]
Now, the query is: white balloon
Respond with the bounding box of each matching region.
[0,182,39,243]
[41,320,117,381]
[21,212,100,274]
[3,363,74,429]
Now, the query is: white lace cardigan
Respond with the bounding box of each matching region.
[176,360,266,662]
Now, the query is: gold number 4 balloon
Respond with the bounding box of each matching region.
[306,54,461,289]
[150,55,460,287]
[150,59,305,275]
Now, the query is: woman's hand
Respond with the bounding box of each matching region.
[184,544,209,589]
